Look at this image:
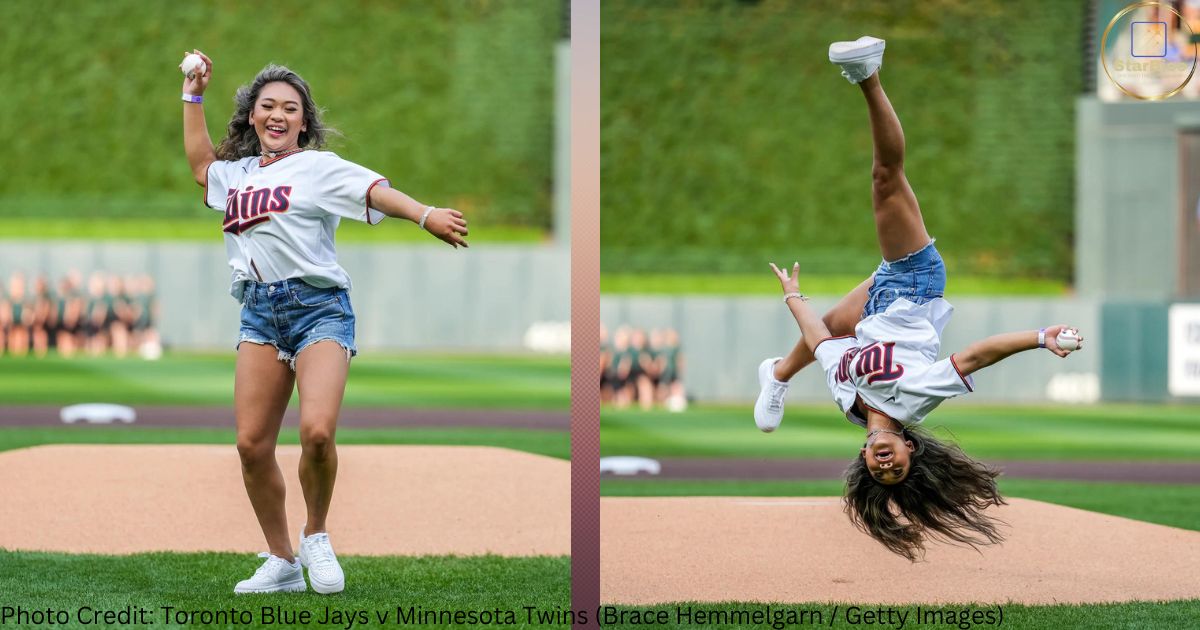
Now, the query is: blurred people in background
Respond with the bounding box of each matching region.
[610,325,633,408]
[600,323,614,403]
[3,272,33,356]
[85,272,110,357]
[130,274,162,359]
[106,274,133,358]
[30,274,55,358]
[0,269,158,359]
[628,328,655,410]
[603,324,686,411]
[655,328,687,412]
[56,271,85,358]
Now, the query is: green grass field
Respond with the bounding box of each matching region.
[602,402,1200,534]
[0,352,568,409]
[0,350,570,626]
[601,403,1200,627]
[0,550,569,629]
[601,404,1200,461]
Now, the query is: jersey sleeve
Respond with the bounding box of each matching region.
[898,355,974,419]
[813,335,859,413]
[312,153,389,225]
[204,160,241,212]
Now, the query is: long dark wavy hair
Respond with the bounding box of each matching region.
[214,64,337,160]
[843,426,1006,561]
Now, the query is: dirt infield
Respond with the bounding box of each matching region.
[0,405,567,430]
[600,497,1200,605]
[0,445,568,556]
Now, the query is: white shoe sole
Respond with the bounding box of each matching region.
[307,574,345,595]
[301,557,345,594]
[828,37,885,63]
[234,577,307,594]
[754,357,784,433]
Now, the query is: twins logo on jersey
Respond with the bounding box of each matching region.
[222,185,293,235]
[836,341,905,384]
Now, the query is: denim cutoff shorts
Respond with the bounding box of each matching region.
[237,278,357,370]
[862,240,947,319]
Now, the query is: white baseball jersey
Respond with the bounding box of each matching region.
[813,297,974,427]
[204,150,389,301]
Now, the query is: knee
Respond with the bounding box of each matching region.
[236,437,274,469]
[300,425,335,460]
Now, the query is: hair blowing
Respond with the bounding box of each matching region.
[843,426,1006,561]
[214,64,336,160]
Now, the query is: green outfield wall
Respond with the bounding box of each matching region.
[0,1,559,230]
[601,0,1083,280]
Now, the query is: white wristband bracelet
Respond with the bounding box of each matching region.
[783,292,807,303]
[1037,328,1047,349]
[418,206,436,230]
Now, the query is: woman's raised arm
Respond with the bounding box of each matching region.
[182,49,217,186]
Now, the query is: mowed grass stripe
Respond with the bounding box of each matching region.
[600,479,1200,532]
[0,427,570,460]
[0,551,568,629]
[0,353,568,409]
[601,405,1200,461]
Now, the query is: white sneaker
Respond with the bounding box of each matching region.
[299,527,345,594]
[234,553,306,594]
[829,36,885,84]
[754,358,789,432]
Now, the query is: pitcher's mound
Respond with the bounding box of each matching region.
[601,496,1200,605]
[0,445,568,556]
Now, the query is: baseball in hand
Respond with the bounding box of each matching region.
[1056,328,1081,351]
[180,53,206,79]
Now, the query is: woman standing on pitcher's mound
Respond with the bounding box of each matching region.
[180,49,469,593]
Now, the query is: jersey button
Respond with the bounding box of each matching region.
[268,287,275,293]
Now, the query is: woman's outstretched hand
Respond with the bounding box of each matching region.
[1043,324,1084,357]
[424,208,470,249]
[769,262,802,295]
[181,49,213,96]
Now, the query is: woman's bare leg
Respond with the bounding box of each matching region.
[859,73,931,261]
[294,341,349,537]
[235,343,296,560]
[773,274,873,381]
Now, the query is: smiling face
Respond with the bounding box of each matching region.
[860,408,916,485]
[249,81,307,155]
[862,431,913,485]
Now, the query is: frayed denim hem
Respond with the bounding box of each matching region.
[236,337,295,367]
[292,337,356,371]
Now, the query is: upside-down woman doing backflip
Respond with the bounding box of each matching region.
[754,37,1083,561]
